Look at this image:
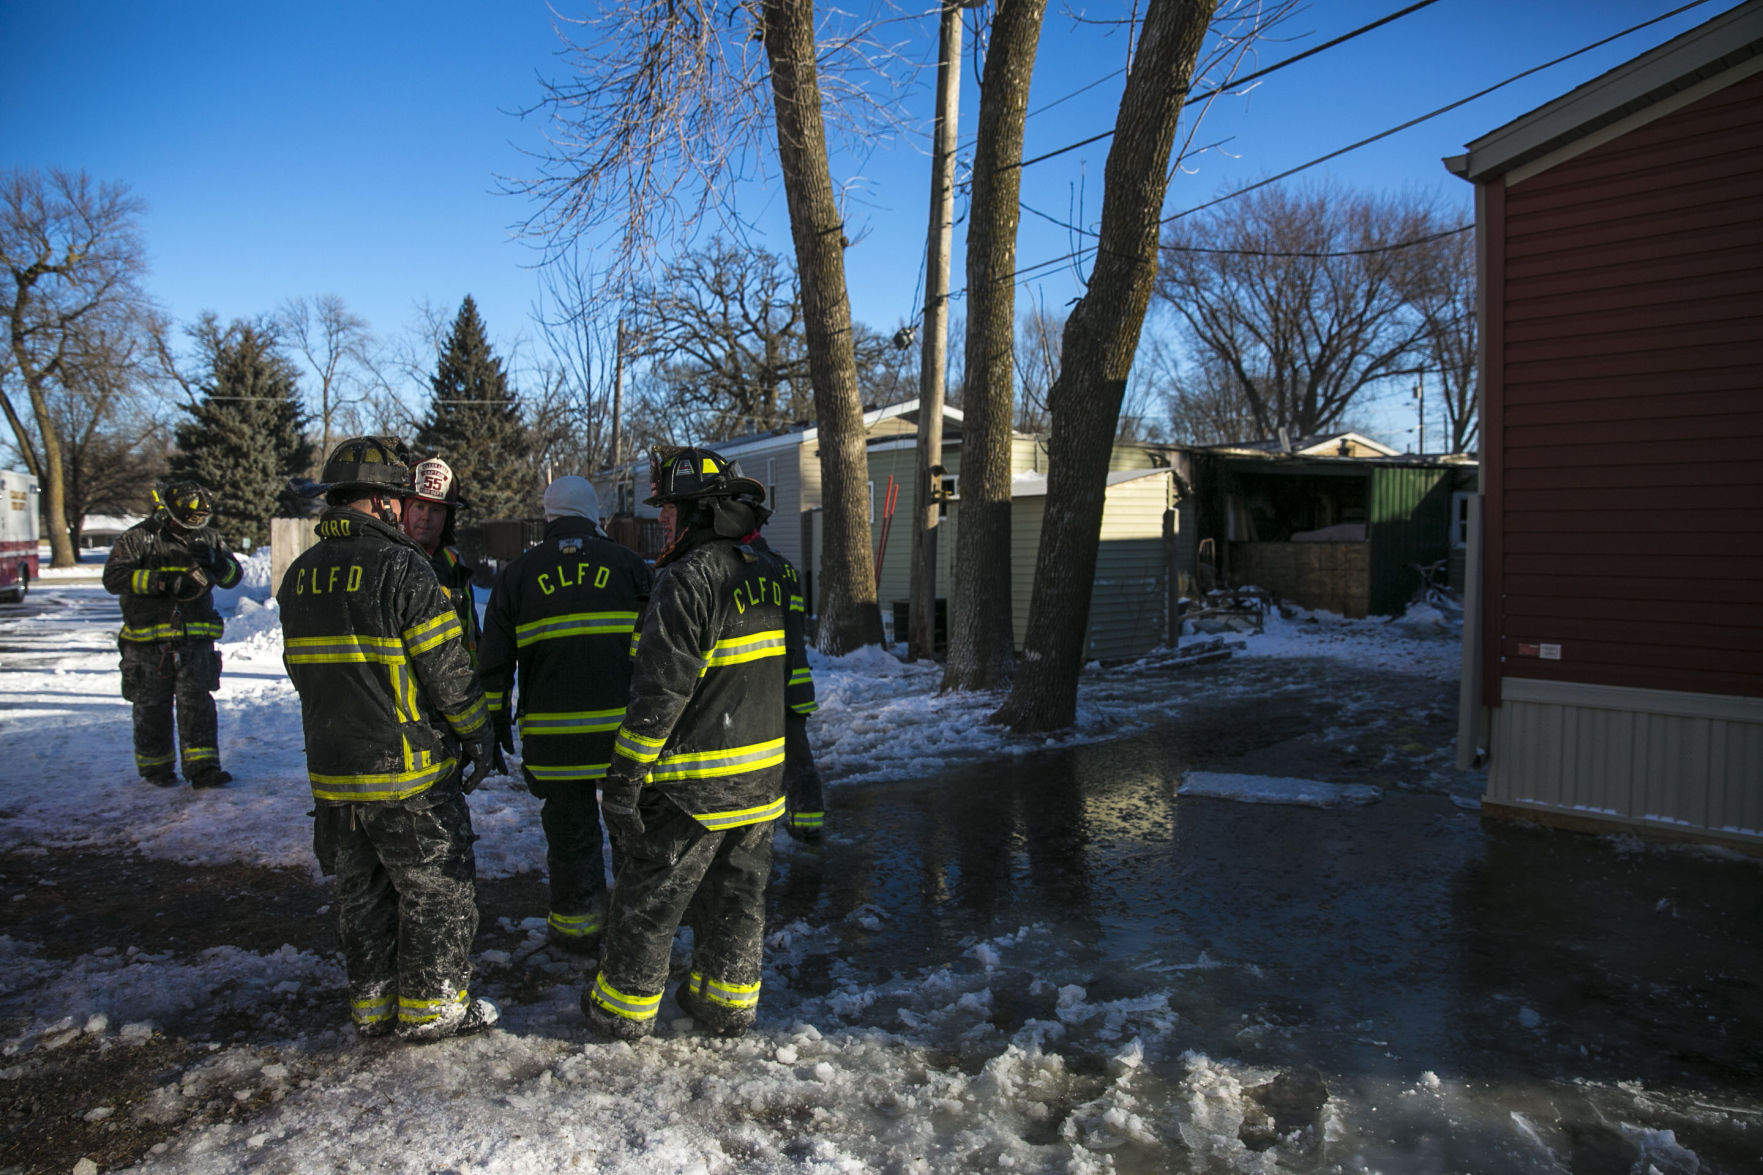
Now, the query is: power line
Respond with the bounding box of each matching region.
[965,0,1716,299]
[1007,0,1447,174]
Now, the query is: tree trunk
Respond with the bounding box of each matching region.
[8,284,77,567]
[942,0,1047,692]
[761,0,883,655]
[993,0,1215,733]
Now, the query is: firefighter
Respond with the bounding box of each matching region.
[278,436,499,1042]
[583,447,788,1040]
[402,456,480,664]
[744,518,825,844]
[478,475,653,956]
[102,480,242,788]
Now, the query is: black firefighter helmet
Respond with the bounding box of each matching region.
[312,436,412,500]
[156,481,214,530]
[645,446,764,507]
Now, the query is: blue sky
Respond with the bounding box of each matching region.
[1,0,1736,446]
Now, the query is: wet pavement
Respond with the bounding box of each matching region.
[766,723,1763,1172]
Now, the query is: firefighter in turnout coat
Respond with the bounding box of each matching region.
[402,456,481,666]
[478,475,654,955]
[102,481,242,788]
[584,447,789,1039]
[745,529,825,842]
[278,436,499,1042]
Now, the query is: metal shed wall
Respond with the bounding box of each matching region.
[1368,466,1454,615]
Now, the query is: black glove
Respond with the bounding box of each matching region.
[490,742,508,776]
[173,567,209,602]
[191,545,226,574]
[461,730,495,794]
[600,780,645,843]
[493,714,514,755]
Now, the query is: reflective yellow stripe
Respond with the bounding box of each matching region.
[702,630,786,668]
[650,738,785,782]
[613,727,666,764]
[352,994,394,1024]
[485,689,507,714]
[589,974,660,1021]
[285,634,404,664]
[692,795,786,830]
[548,909,605,938]
[131,569,153,593]
[120,620,225,642]
[183,746,219,762]
[525,761,612,781]
[215,560,240,588]
[445,696,488,735]
[403,611,462,655]
[789,593,804,613]
[135,751,175,769]
[788,668,813,686]
[515,611,640,647]
[790,700,820,715]
[398,989,468,1024]
[308,757,455,803]
[689,970,762,1008]
[520,709,624,736]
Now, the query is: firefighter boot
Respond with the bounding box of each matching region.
[397,997,500,1044]
[675,975,752,1038]
[190,766,232,789]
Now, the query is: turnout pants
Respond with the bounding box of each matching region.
[313,778,480,1036]
[527,779,609,946]
[119,638,221,778]
[589,791,774,1034]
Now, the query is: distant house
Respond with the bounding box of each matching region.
[76,514,143,549]
[1445,0,1763,851]
[599,401,1182,661]
[1207,431,1402,460]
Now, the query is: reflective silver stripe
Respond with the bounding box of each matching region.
[589,974,660,1021]
[525,761,611,781]
[690,970,762,1008]
[516,611,639,647]
[548,909,604,937]
[285,634,404,664]
[352,993,394,1024]
[403,612,462,655]
[650,738,785,782]
[788,810,824,828]
[613,727,666,764]
[183,746,219,762]
[789,593,804,613]
[444,696,488,735]
[308,757,455,803]
[702,630,787,667]
[693,795,787,831]
[485,689,507,714]
[519,709,624,736]
[398,990,468,1024]
[135,751,175,768]
[790,700,820,715]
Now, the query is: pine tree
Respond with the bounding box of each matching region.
[416,295,532,520]
[169,317,313,549]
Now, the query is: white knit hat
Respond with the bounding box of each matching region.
[543,476,600,522]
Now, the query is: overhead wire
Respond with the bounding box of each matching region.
[961,0,1718,300]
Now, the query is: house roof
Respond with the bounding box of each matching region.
[1445,0,1763,183]
[711,399,966,461]
[1009,468,1171,498]
[1207,431,1401,458]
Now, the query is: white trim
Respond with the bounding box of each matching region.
[1500,676,1763,724]
[1507,53,1763,186]
[1460,0,1763,182]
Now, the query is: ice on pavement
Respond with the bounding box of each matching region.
[1179,772,1382,807]
[5,558,1729,1175]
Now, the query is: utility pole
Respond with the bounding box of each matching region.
[1414,373,1425,456]
[908,0,963,661]
[611,318,626,470]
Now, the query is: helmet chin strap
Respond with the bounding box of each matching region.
[372,495,400,527]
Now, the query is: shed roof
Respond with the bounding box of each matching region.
[1444,0,1763,183]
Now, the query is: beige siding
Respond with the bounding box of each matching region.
[1487,677,1763,849]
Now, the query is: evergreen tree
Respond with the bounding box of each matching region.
[416,295,532,520]
[169,317,313,549]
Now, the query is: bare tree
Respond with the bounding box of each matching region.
[513,0,909,654]
[941,0,1048,693]
[1013,305,1062,435]
[278,294,382,469]
[1155,182,1449,441]
[1401,224,1477,453]
[2,169,156,566]
[993,0,1222,734]
[534,242,621,475]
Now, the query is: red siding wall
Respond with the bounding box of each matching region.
[1487,69,1763,699]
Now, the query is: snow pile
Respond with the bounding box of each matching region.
[211,547,273,614]
[1179,772,1382,808]
[1239,607,1462,678]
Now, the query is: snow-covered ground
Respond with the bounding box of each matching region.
[7,565,1751,1175]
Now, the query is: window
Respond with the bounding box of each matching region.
[938,474,958,519]
[1451,491,1473,548]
